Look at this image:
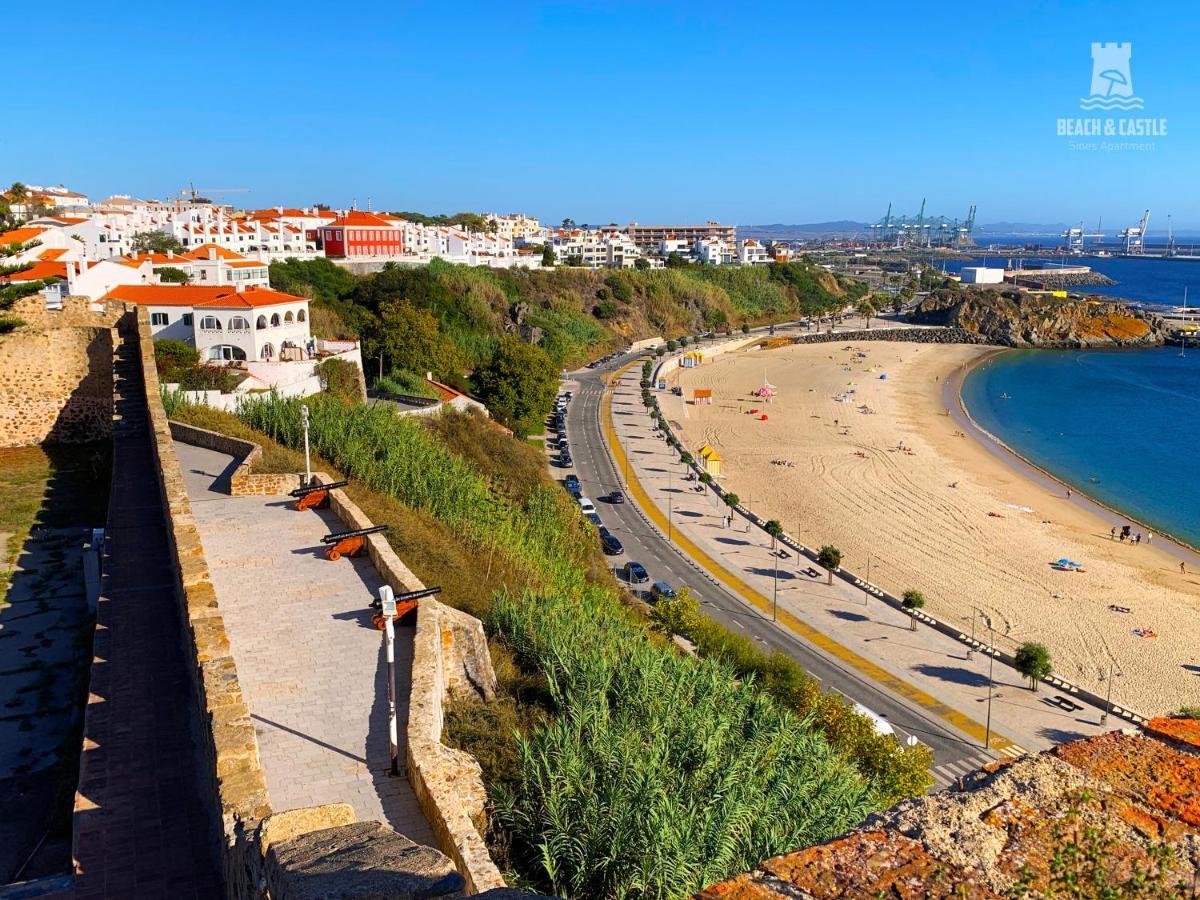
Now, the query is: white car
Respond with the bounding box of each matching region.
[577,496,596,516]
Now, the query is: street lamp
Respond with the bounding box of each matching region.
[863,554,871,606]
[301,403,312,486]
[378,585,400,776]
[982,613,995,750]
[1101,658,1118,725]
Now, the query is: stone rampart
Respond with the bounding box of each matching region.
[167,421,300,496]
[0,325,115,447]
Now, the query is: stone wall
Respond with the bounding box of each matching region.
[319,480,506,894]
[0,325,115,447]
[168,421,301,496]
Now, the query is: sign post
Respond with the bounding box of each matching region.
[378,585,400,777]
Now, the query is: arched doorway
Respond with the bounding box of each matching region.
[260,343,275,360]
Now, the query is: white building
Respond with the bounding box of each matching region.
[738,239,771,265]
[695,237,735,265]
[103,284,313,363]
[960,266,1005,285]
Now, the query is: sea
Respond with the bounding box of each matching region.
[961,346,1200,548]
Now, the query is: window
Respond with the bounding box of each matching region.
[207,345,246,361]
[200,316,222,330]
[297,308,306,322]
[228,316,250,330]
[256,315,267,329]
[270,313,281,327]
[182,313,193,326]
[284,311,294,323]
[150,312,169,326]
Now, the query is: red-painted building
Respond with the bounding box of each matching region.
[320,210,405,258]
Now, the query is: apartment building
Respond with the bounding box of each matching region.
[320,210,406,258]
[738,239,771,265]
[624,221,736,251]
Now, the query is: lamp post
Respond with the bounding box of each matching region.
[968,607,977,660]
[378,585,400,776]
[863,555,871,606]
[772,535,779,622]
[983,613,995,751]
[300,403,312,486]
[1101,659,1115,725]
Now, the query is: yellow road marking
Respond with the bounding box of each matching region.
[601,363,1019,752]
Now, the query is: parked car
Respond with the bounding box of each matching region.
[586,512,602,527]
[623,561,650,585]
[564,474,580,491]
[558,453,572,468]
[606,490,625,504]
[598,526,623,555]
[671,386,683,396]
[577,497,596,516]
[649,581,676,603]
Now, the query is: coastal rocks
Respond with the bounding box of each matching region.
[1011,271,1116,289]
[909,288,1163,348]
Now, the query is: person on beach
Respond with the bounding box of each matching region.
[1135,533,1142,545]
[1110,526,1117,540]
[1181,561,1187,575]
[1066,488,1072,499]
[1147,532,1154,544]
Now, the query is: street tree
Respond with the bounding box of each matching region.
[1014,642,1053,691]
[901,589,925,630]
[817,545,842,584]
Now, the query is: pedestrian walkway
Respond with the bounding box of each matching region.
[72,321,224,899]
[174,441,434,847]
[604,365,1107,757]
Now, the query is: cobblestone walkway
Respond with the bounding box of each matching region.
[174,441,434,846]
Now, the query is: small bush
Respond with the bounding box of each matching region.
[317,357,362,404]
[375,369,438,399]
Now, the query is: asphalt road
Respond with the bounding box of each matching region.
[555,354,999,790]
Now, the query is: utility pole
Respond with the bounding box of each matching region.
[378,586,400,776]
[863,555,871,606]
[1101,659,1115,725]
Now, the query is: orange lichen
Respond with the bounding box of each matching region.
[1145,715,1200,752]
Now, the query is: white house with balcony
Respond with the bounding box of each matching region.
[101,284,312,362]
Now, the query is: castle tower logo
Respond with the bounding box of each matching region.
[1080,42,1144,110]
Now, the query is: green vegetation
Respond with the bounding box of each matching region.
[129,231,185,254]
[1169,707,1200,720]
[901,589,925,630]
[155,265,190,284]
[472,336,558,437]
[817,545,842,584]
[1,239,59,329]
[1014,642,1053,691]
[374,370,439,399]
[153,338,239,392]
[315,358,361,404]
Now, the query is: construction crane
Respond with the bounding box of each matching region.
[1118,209,1151,255]
[179,182,250,203]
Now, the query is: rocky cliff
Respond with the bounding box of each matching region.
[908,288,1163,348]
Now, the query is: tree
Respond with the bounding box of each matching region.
[765,520,783,553]
[378,299,463,381]
[130,231,186,254]
[649,585,699,639]
[740,322,750,334]
[665,252,688,268]
[633,257,650,271]
[472,335,558,437]
[156,266,190,284]
[565,254,584,267]
[153,338,199,379]
[542,245,556,267]
[856,297,878,328]
[723,492,740,508]
[699,471,713,485]
[679,452,693,466]
[666,339,678,352]
[560,218,575,230]
[817,545,841,584]
[1014,642,1052,691]
[901,589,925,630]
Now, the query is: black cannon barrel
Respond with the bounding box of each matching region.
[321,524,389,544]
[396,586,442,602]
[290,479,350,498]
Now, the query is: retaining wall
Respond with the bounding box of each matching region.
[167,421,299,496]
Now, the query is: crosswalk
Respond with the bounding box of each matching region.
[931,743,1028,791]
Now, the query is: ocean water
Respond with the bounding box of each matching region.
[938,253,1200,307]
[961,347,1200,547]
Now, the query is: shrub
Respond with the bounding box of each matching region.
[723,492,740,508]
[156,266,189,284]
[154,338,199,378]
[1014,642,1052,691]
[375,369,439,399]
[317,357,362,404]
[699,471,713,485]
[1169,707,1200,719]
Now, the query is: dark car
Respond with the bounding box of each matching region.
[607,490,625,504]
[559,456,573,469]
[564,474,580,490]
[649,581,677,603]
[623,561,650,585]
[598,526,623,555]
[585,512,602,527]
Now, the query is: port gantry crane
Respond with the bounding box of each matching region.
[867,201,976,248]
[1118,209,1151,255]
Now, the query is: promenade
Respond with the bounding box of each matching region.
[174,441,434,846]
[602,360,1111,760]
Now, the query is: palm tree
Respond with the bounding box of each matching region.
[901,589,925,630]
[817,545,841,584]
[856,297,878,329]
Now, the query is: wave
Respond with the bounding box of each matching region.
[1078,96,1145,110]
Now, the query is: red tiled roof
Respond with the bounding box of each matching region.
[0,226,47,246]
[325,211,405,228]
[102,284,307,309]
[0,260,68,283]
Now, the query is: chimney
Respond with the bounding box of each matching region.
[167,249,174,259]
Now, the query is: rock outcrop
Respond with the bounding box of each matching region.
[909,288,1163,348]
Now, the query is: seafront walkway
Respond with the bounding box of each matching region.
[601,364,1111,759]
[173,441,435,847]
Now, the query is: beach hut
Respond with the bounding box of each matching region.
[698,444,723,476]
[692,388,713,405]
[681,351,704,368]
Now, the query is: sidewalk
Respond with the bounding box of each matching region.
[174,441,435,847]
[606,365,1111,755]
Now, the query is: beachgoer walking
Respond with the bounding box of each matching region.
[1135,533,1142,545]
[1147,532,1154,544]
[1066,488,1072,499]
[1110,526,1116,540]
[1181,561,1187,575]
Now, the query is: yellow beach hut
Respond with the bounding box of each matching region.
[698,444,723,476]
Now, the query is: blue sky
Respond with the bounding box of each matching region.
[3,1,1198,226]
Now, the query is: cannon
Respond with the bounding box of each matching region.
[320,525,388,561]
[289,479,350,511]
[370,586,442,629]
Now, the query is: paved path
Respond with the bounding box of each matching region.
[174,441,434,846]
[71,325,223,899]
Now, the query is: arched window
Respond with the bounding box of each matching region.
[260,343,274,360]
[297,308,307,322]
[284,311,294,323]
[228,316,250,330]
[200,316,221,330]
[270,313,281,327]
[256,315,267,329]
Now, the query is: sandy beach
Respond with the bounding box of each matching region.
[666,340,1200,715]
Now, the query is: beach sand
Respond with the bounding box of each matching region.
[667,340,1200,715]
